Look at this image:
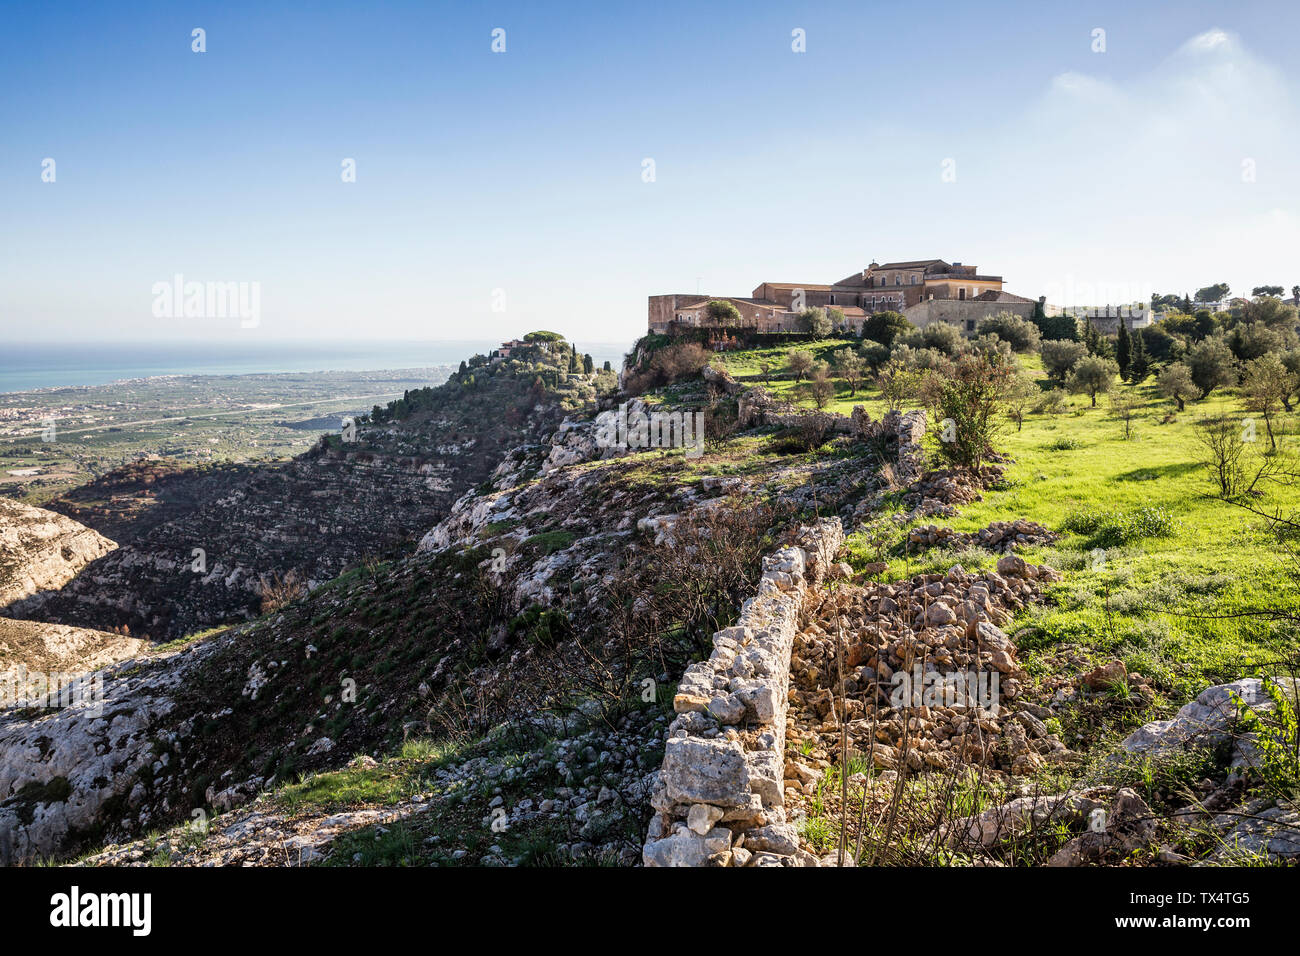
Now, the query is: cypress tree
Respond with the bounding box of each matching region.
[1082,317,1101,355]
[1116,319,1131,381]
[1129,326,1150,383]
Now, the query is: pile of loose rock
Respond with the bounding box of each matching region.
[786,554,1070,789]
[857,466,995,526]
[906,519,1057,553]
[642,519,844,867]
[902,468,991,509]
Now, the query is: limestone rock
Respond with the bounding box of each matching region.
[661,736,751,807]
[0,500,116,609]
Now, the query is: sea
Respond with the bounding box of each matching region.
[0,340,632,394]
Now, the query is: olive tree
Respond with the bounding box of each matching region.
[1041,340,1089,382]
[1066,355,1118,407]
[832,348,865,397]
[787,349,814,382]
[1243,354,1297,451]
[1156,363,1199,411]
[1185,336,1238,398]
[976,311,1041,353]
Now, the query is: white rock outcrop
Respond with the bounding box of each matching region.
[0,500,116,609]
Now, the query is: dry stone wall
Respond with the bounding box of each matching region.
[643,517,844,867]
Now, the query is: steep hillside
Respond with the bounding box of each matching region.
[41,459,250,545]
[10,330,1299,869]
[10,352,597,641]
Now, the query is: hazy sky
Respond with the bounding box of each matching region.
[3,0,1299,346]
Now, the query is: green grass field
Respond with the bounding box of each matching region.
[718,340,1300,707]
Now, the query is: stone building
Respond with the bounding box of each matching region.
[649,259,1038,335]
[1057,306,1154,334]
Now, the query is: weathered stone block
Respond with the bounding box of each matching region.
[661,736,750,807]
[642,825,732,867]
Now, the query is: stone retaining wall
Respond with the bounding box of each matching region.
[642,517,845,867]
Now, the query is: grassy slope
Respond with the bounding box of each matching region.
[717,341,1300,706]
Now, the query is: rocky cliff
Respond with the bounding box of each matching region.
[0,500,116,609]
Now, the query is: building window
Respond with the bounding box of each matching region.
[894,275,901,286]
[966,319,975,331]
[911,274,919,284]
[958,288,966,300]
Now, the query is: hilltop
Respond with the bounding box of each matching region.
[5,311,1300,867]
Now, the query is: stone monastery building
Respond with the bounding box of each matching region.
[649,259,1041,335]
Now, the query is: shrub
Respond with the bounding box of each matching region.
[862,310,913,347]
[1033,388,1070,416]
[931,351,1017,469]
[1060,505,1177,547]
[799,308,832,338]
[258,571,306,614]
[899,321,966,357]
[976,311,1041,352]
[1046,436,1080,451]
[1041,340,1089,381]
[810,369,835,408]
[624,341,711,395]
[1232,676,1300,802]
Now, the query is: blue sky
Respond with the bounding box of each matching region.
[3,0,1299,347]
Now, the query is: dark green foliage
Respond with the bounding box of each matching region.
[862,310,912,347]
